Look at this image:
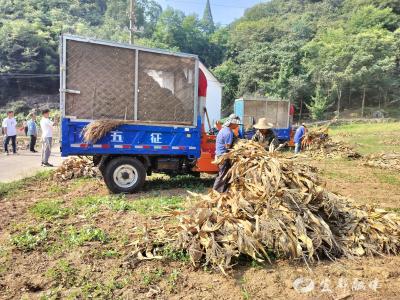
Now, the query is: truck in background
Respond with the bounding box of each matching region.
[234,97,295,145]
[60,35,218,194]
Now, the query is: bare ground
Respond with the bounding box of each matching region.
[0,157,399,300]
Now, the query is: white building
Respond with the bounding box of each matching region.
[200,62,223,131]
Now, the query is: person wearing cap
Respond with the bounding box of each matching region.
[252,118,278,150]
[294,123,307,154]
[213,114,242,193]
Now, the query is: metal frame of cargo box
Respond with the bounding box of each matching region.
[59,34,200,128]
[60,35,203,159]
[234,97,292,141]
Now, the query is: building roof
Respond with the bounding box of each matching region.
[199,62,223,87]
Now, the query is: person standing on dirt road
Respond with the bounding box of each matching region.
[27,113,38,153]
[40,109,54,167]
[294,123,307,154]
[213,114,242,193]
[2,110,18,155]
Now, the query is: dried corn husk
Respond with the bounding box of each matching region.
[302,125,361,159]
[83,120,126,144]
[53,157,100,181]
[362,152,400,172]
[132,141,400,272]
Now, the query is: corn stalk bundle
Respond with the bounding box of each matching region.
[362,152,400,172]
[303,137,361,159]
[133,141,399,272]
[53,157,100,182]
[302,126,360,159]
[83,120,126,144]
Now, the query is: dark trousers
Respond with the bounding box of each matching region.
[213,159,231,193]
[30,135,37,151]
[4,135,16,153]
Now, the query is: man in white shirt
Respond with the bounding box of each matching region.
[40,109,54,167]
[2,110,18,155]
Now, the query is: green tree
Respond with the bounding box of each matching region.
[213,60,239,115]
[202,0,215,34]
[306,85,331,120]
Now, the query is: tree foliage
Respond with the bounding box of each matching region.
[0,0,399,117]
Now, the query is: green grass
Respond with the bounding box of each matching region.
[140,268,165,286]
[330,122,400,154]
[30,200,69,221]
[129,196,184,214]
[0,170,52,198]
[145,174,214,192]
[11,225,48,251]
[64,226,109,246]
[74,194,185,215]
[46,259,78,288]
[374,173,400,185]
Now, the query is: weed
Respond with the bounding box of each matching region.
[101,249,121,258]
[374,173,400,185]
[74,195,132,212]
[162,246,190,262]
[65,226,109,246]
[145,174,214,192]
[388,207,400,214]
[105,195,133,211]
[0,170,52,198]
[11,226,48,251]
[140,268,165,286]
[80,278,125,299]
[250,260,264,269]
[129,196,184,215]
[167,269,180,292]
[46,259,78,288]
[30,200,69,220]
[241,287,251,300]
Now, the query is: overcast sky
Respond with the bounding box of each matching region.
[156,0,266,25]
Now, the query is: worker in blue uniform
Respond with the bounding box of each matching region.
[294,123,307,154]
[213,114,242,193]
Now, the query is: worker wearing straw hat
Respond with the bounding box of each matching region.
[213,114,242,193]
[252,118,278,150]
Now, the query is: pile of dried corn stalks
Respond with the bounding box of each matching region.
[302,125,361,159]
[53,157,100,181]
[362,152,400,172]
[133,141,399,272]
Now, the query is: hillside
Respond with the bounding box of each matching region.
[0,0,399,119]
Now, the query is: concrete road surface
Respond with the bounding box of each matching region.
[0,147,63,183]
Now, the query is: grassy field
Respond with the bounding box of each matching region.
[0,122,399,300]
[329,122,400,154]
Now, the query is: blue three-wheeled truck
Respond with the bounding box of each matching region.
[60,35,295,194]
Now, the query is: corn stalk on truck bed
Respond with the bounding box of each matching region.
[60,35,218,193]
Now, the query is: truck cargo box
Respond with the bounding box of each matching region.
[234,97,292,141]
[60,35,199,125]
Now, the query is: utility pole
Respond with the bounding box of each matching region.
[129,0,137,44]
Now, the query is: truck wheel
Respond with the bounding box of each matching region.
[103,157,146,194]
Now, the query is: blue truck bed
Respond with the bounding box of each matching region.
[61,118,201,159]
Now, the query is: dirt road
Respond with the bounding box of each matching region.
[0,147,63,183]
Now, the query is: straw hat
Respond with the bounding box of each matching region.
[254,118,274,130]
